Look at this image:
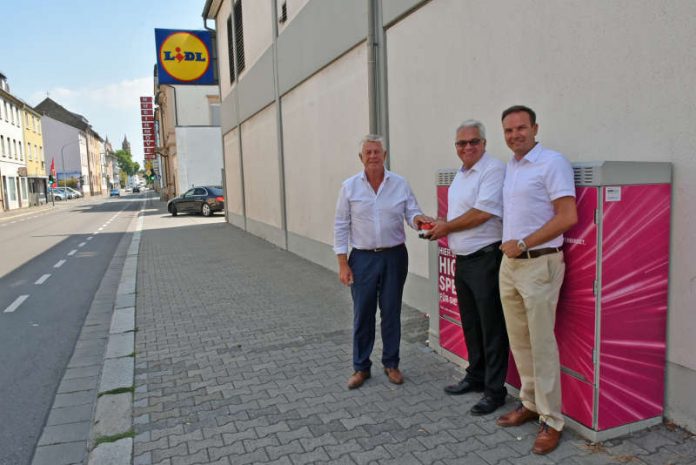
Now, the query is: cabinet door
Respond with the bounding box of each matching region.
[557,186,599,386]
[598,184,670,430]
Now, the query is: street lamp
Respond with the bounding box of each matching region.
[60,140,79,200]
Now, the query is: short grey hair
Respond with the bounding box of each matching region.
[359,134,386,152]
[456,120,486,140]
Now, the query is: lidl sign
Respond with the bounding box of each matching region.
[155,29,215,85]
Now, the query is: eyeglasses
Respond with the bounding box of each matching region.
[455,138,482,148]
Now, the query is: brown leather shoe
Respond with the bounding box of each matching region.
[384,367,404,385]
[496,403,539,427]
[347,371,370,389]
[532,422,562,455]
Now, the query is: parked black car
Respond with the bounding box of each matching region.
[167,186,224,217]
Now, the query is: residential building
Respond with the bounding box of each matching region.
[21,102,47,205]
[202,0,696,432]
[35,98,99,195]
[86,128,103,195]
[0,72,28,211]
[154,68,223,199]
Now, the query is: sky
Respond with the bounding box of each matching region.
[1,0,213,167]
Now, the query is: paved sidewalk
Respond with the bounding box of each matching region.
[132,201,695,465]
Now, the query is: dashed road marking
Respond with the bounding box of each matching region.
[68,249,77,256]
[4,295,29,313]
[54,259,66,268]
[78,242,86,247]
[87,237,93,241]
[35,274,51,285]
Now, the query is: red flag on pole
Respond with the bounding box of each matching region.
[50,158,57,188]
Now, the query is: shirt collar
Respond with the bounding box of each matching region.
[514,143,543,164]
[359,168,391,181]
[460,152,490,173]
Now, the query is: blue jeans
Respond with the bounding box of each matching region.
[349,244,408,372]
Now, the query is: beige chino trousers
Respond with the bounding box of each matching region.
[499,252,565,431]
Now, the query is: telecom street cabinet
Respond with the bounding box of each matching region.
[435,161,671,441]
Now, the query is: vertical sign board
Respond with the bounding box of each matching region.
[140,97,156,161]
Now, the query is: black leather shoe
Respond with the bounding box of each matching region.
[470,396,506,416]
[443,379,483,395]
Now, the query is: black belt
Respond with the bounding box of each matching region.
[354,243,405,253]
[457,242,501,260]
[516,247,562,259]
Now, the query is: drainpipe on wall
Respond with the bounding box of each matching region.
[271,0,289,250]
[367,0,389,166]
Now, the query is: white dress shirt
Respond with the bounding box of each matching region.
[333,170,422,254]
[502,143,576,249]
[447,152,505,256]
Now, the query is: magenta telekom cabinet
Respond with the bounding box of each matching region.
[435,161,671,441]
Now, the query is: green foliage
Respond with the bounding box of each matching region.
[113,149,139,176]
[93,429,135,447]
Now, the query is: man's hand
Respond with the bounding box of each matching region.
[338,261,354,286]
[414,214,435,228]
[426,219,449,240]
[500,240,523,258]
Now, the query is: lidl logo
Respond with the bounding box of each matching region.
[155,29,215,85]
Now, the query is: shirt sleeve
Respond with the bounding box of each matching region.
[473,163,504,217]
[546,154,576,200]
[333,183,351,254]
[404,181,424,229]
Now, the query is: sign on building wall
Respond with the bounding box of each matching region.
[155,29,214,85]
[140,96,156,160]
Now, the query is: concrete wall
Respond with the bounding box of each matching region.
[174,85,220,126]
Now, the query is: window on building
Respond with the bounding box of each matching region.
[20,179,27,200]
[4,102,8,121]
[226,14,235,83]
[234,0,245,74]
[18,143,23,161]
[9,177,16,201]
[279,1,288,23]
[0,136,4,157]
[13,140,17,159]
[227,1,246,85]
[0,98,3,120]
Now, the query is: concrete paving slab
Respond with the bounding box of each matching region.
[93,393,133,438]
[58,375,99,394]
[110,307,135,334]
[105,333,134,359]
[46,404,94,426]
[99,357,134,393]
[114,292,135,310]
[87,438,132,465]
[38,421,91,445]
[31,442,88,465]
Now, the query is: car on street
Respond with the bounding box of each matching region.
[65,187,83,198]
[110,188,120,197]
[48,188,66,201]
[132,186,140,193]
[167,185,224,217]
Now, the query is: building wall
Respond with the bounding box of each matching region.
[174,85,221,126]
[22,108,44,178]
[281,43,368,247]
[222,127,243,225]
[0,93,26,210]
[240,103,283,246]
[212,0,696,431]
[174,126,223,192]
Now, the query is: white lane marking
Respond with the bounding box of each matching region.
[35,274,51,285]
[68,249,77,256]
[4,295,29,313]
[78,242,86,247]
[54,259,66,268]
[87,237,93,241]
[98,227,104,231]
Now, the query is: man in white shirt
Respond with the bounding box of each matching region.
[495,106,577,455]
[426,120,509,416]
[334,135,430,390]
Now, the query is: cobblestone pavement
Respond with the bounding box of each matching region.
[132,202,696,465]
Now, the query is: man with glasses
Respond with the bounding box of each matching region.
[425,120,509,416]
[334,135,430,389]
[495,105,577,454]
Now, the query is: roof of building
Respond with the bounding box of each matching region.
[35,97,90,131]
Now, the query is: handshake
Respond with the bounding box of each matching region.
[414,215,444,240]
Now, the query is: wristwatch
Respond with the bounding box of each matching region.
[517,239,528,252]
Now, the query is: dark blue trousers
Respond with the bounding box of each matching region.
[349,244,408,372]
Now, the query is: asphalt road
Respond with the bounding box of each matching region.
[0,196,142,465]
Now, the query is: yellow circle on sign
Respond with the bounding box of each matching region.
[159,32,210,82]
